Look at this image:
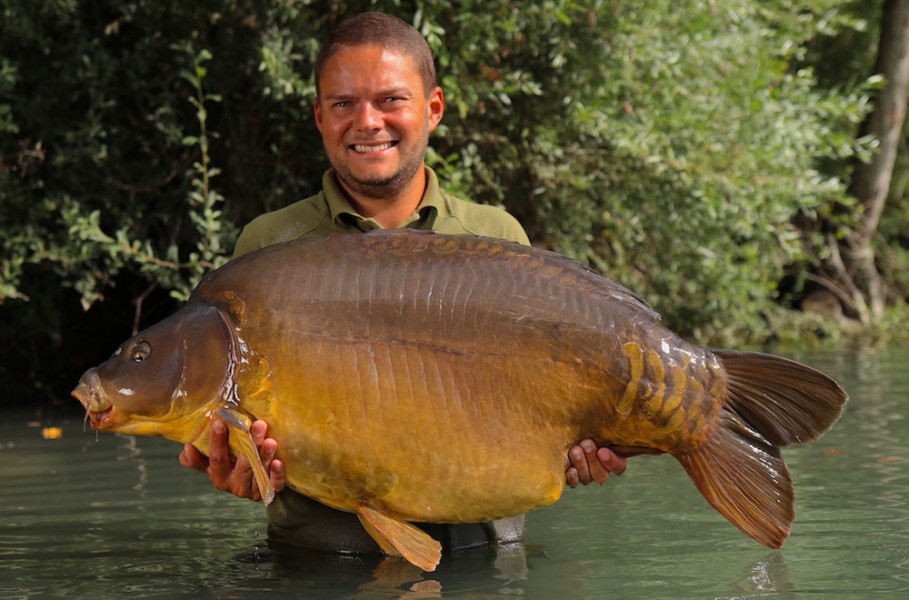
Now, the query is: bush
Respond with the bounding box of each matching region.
[0,0,877,405]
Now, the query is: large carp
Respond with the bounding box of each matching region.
[73,230,847,571]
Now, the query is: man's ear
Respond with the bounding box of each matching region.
[427,86,444,132]
[314,98,324,133]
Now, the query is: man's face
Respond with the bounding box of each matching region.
[314,45,444,200]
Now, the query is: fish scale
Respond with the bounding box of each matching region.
[615,340,726,448]
[73,229,847,572]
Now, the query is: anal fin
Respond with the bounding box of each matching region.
[675,409,793,548]
[355,500,442,572]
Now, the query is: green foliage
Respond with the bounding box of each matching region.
[0,0,893,404]
[421,0,874,343]
[0,1,267,307]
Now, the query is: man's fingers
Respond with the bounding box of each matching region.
[184,417,285,501]
[597,447,628,477]
[232,454,260,498]
[206,419,235,487]
[270,458,286,493]
[566,440,630,487]
[254,439,286,497]
[568,444,591,484]
[252,421,286,494]
[580,439,610,484]
[250,419,268,446]
[565,466,581,489]
[178,443,208,471]
[259,437,277,463]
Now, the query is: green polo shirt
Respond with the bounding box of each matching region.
[233,167,529,257]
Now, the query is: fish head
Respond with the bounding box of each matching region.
[72,303,235,440]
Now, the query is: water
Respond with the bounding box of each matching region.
[1,347,907,599]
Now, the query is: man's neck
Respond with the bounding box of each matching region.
[337,167,428,229]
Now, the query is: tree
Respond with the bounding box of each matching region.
[421,0,873,343]
[0,0,896,406]
[823,0,909,323]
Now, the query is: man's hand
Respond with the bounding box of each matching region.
[566,439,628,488]
[178,418,286,502]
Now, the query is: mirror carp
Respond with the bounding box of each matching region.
[72,230,848,571]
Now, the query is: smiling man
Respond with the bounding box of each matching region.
[181,11,627,557]
[315,42,442,221]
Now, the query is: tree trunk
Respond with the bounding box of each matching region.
[842,0,909,322]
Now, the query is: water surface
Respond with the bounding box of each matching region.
[1,347,906,598]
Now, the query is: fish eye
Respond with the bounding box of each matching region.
[131,340,151,363]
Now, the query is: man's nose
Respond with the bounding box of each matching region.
[353,102,383,131]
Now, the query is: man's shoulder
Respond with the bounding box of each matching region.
[234,194,330,257]
[438,193,530,245]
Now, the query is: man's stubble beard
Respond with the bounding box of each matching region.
[331,132,430,201]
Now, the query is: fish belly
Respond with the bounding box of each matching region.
[264,340,581,523]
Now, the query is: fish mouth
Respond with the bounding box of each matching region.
[71,369,115,430]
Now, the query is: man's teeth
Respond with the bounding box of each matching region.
[353,142,394,152]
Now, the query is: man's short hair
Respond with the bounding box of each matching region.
[315,12,438,97]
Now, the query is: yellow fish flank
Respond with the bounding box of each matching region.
[72,230,848,572]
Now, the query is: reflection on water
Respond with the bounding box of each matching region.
[1,347,907,598]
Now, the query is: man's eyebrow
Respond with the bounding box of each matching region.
[377,87,413,96]
[325,87,413,100]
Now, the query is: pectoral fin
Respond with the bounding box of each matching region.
[216,407,275,505]
[354,500,442,572]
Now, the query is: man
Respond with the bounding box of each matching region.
[180,11,627,555]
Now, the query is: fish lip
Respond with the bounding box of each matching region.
[87,407,115,430]
[71,383,92,410]
[72,389,115,430]
[72,371,115,430]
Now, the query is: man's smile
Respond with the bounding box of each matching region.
[351,141,398,153]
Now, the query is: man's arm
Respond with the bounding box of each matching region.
[180,420,626,500]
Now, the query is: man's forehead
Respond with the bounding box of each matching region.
[326,44,418,68]
[319,46,422,92]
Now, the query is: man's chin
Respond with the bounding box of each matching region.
[334,151,426,200]
[340,171,412,200]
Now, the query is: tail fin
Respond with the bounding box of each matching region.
[713,350,848,446]
[675,350,848,548]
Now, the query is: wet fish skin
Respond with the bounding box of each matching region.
[72,230,848,572]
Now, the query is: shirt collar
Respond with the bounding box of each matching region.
[322,167,451,231]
